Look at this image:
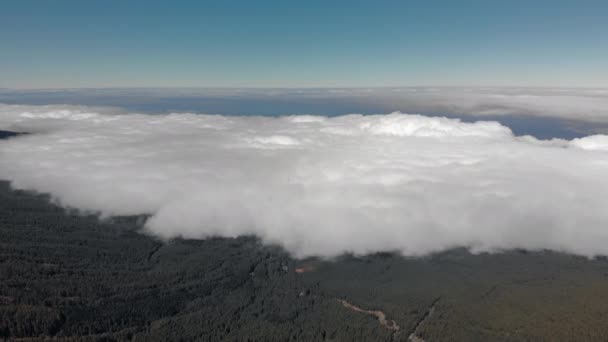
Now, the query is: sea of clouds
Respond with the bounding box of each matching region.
[1,103,608,257]
[3,87,608,125]
[367,87,608,123]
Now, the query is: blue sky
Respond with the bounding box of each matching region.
[1,0,607,88]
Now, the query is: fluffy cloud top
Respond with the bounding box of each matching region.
[1,104,608,257]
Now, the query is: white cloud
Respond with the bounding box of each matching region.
[3,87,608,124]
[1,104,608,257]
[355,87,608,123]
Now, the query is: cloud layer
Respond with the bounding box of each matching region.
[366,87,608,123]
[1,104,608,257]
[3,87,608,125]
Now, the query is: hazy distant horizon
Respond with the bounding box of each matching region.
[3,86,608,139]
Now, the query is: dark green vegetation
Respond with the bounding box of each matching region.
[4,184,608,341]
[0,182,395,342]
